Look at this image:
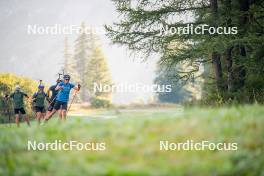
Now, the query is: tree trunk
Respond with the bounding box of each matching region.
[210,0,224,91]
[226,47,234,92]
[224,0,234,92]
[239,0,250,25]
[212,52,223,90]
[236,0,249,89]
[210,0,218,13]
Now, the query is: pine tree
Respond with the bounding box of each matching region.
[85,47,112,100]
[64,36,75,77]
[72,22,89,101]
[154,65,191,103]
[82,28,100,101]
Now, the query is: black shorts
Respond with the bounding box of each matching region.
[35,106,46,113]
[54,101,68,110]
[48,101,55,111]
[14,108,26,115]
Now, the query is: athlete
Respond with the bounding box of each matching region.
[8,85,30,127]
[44,75,80,122]
[47,79,61,115]
[32,85,48,124]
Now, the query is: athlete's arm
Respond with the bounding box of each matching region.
[47,88,51,98]
[73,84,81,91]
[45,93,51,103]
[8,93,14,99]
[55,86,63,91]
[32,93,37,101]
[55,83,64,91]
[46,87,53,101]
[23,92,29,99]
[4,94,9,100]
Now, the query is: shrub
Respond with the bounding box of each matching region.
[90,97,111,108]
[0,73,39,122]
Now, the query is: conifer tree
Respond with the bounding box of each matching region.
[64,36,75,78]
[72,22,89,101]
[85,47,112,100]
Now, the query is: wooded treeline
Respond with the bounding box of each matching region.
[105,0,264,104]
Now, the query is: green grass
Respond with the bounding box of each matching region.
[0,105,264,176]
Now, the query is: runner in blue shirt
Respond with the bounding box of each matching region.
[44,74,80,122]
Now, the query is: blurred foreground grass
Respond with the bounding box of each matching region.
[0,105,264,176]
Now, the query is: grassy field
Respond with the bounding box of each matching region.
[0,105,264,176]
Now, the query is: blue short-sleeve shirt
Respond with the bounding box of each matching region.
[56,82,75,102]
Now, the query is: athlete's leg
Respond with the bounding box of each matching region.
[23,114,30,126]
[47,103,53,116]
[15,114,20,127]
[41,112,46,119]
[59,110,62,120]
[20,108,30,126]
[36,112,42,124]
[60,102,68,121]
[41,107,46,119]
[44,101,60,121]
[61,110,67,121]
[14,108,21,127]
[44,109,57,121]
[46,110,51,117]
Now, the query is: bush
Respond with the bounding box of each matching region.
[0,73,39,121]
[90,97,111,108]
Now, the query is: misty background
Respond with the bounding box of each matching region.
[0,0,158,104]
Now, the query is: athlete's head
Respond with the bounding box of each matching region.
[63,74,70,83]
[38,85,44,91]
[15,85,21,91]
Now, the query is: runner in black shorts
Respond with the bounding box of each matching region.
[35,106,46,113]
[53,101,68,111]
[44,75,80,122]
[32,84,48,124]
[8,85,30,127]
[14,108,26,114]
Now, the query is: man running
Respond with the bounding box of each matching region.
[32,85,48,124]
[44,75,80,122]
[47,79,61,115]
[8,85,30,127]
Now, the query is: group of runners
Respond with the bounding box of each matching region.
[5,74,81,127]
